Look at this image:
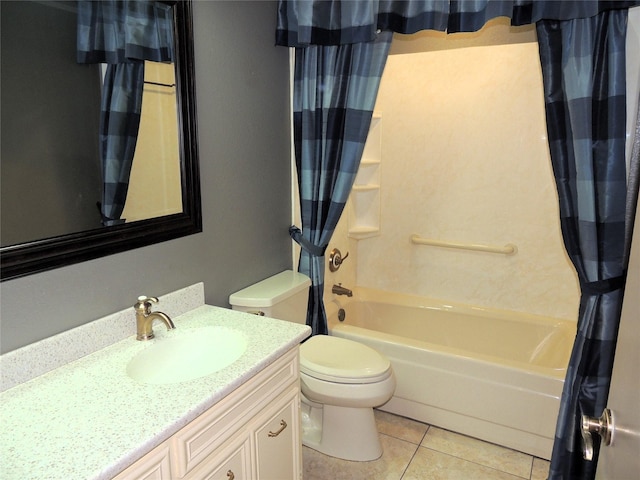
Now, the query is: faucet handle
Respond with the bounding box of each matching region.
[329,248,350,272]
[137,295,159,303]
[134,296,159,313]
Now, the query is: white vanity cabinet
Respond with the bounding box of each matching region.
[111,443,173,480]
[113,347,302,480]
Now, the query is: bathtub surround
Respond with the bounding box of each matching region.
[354,40,580,320]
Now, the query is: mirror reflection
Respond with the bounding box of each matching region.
[1,0,182,246]
[0,0,202,280]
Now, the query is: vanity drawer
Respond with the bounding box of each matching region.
[171,348,299,477]
[182,433,251,480]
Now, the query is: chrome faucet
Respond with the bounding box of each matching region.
[134,296,175,341]
[332,284,353,297]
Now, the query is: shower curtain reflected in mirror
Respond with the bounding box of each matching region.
[77,0,175,225]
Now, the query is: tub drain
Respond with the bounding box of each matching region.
[338,308,346,322]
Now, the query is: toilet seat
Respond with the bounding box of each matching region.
[300,335,392,384]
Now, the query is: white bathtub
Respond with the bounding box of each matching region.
[326,287,575,459]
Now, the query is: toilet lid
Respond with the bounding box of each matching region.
[300,335,391,384]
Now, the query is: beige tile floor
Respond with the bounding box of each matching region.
[303,410,550,480]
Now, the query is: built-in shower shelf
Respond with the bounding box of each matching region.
[348,113,381,240]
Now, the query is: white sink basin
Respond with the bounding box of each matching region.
[127,326,247,385]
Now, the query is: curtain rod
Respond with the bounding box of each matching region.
[144,80,175,88]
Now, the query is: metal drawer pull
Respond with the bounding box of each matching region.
[227,470,234,480]
[268,420,287,437]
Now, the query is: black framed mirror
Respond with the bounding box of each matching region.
[0,0,201,281]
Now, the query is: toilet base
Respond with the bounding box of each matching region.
[301,400,383,462]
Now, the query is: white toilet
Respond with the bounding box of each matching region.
[229,270,396,461]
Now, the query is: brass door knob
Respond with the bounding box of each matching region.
[581,408,614,461]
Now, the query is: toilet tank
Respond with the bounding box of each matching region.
[229,270,311,324]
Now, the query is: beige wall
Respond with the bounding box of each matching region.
[319,12,639,323]
[326,26,582,321]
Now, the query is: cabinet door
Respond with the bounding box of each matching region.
[253,388,301,480]
[184,434,251,480]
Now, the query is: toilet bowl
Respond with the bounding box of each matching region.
[299,335,395,461]
[229,270,396,462]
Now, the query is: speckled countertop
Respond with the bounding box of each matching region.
[0,304,311,480]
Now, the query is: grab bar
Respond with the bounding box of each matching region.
[410,235,517,255]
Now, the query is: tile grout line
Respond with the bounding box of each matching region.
[527,457,535,480]
[417,425,534,479]
[398,424,430,479]
[414,443,532,479]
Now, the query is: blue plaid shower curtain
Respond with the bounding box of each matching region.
[277,1,640,43]
[277,1,639,477]
[289,32,392,335]
[537,11,632,479]
[77,0,174,225]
